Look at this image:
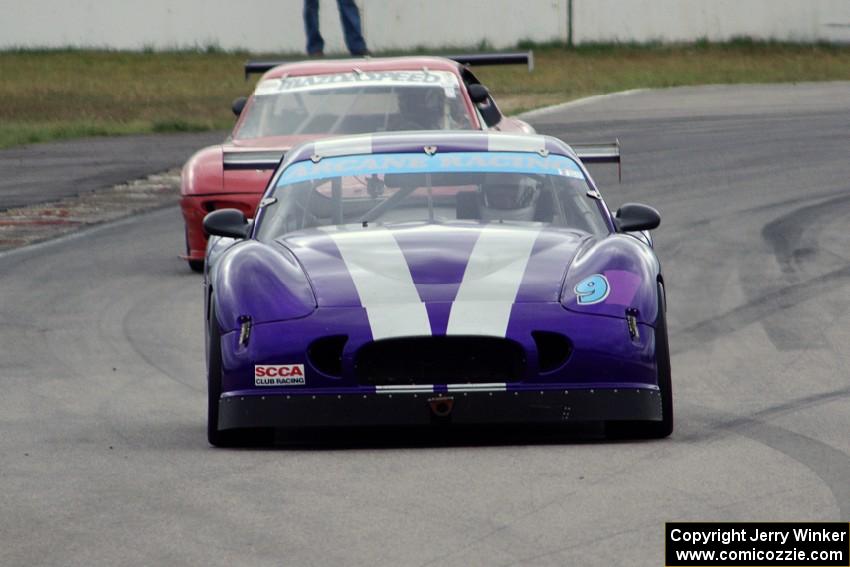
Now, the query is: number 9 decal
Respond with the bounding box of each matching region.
[574,274,610,305]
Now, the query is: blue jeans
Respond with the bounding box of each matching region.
[303,0,368,55]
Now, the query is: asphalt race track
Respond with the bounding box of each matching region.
[0,131,223,210]
[1,83,848,566]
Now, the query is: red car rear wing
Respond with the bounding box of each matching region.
[444,51,534,72]
[243,51,534,79]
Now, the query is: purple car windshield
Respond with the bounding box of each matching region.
[255,151,608,240]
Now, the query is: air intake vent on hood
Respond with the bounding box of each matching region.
[222,150,285,170]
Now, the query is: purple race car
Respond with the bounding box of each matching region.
[202,131,672,446]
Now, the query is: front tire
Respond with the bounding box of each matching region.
[207,301,273,447]
[606,282,673,439]
[185,224,205,273]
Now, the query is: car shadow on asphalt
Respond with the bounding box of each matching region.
[212,423,659,450]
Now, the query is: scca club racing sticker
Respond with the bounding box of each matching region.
[255,364,305,386]
[574,274,610,305]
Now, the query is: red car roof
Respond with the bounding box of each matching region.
[261,56,462,80]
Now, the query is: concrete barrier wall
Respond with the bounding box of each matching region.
[0,0,848,51]
[0,0,567,52]
[573,0,850,44]
[361,0,568,51]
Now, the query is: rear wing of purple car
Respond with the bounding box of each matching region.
[571,140,622,182]
[243,51,534,78]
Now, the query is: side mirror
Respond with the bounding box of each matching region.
[203,209,250,239]
[232,96,248,117]
[615,203,661,232]
[467,84,490,104]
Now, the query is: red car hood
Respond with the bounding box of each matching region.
[219,135,328,195]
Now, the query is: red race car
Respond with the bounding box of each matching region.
[180,53,535,271]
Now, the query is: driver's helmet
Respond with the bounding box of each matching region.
[396,86,446,129]
[479,175,539,221]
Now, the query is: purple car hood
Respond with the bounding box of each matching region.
[214,221,659,338]
[279,222,585,312]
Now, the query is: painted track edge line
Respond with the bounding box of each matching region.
[516,89,649,120]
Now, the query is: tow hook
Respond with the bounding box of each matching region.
[428,395,454,417]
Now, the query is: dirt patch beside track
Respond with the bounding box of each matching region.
[0,169,180,252]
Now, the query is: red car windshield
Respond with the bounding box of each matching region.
[234,71,475,139]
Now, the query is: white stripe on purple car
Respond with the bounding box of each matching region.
[446,383,507,392]
[314,135,373,159]
[321,226,432,340]
[487,134,546,153]
[375,385,435,394]
[446,225,541,337]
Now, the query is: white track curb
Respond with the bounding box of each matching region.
[516,89,649,120]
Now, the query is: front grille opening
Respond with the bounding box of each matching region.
[355,336,526,386]
[308,335,348,377]
[532,331,572,374]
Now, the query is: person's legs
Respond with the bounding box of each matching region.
[336,0,368,55]
[303,0,324,55]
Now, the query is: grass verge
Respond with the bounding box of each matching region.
[1,41,849,148]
